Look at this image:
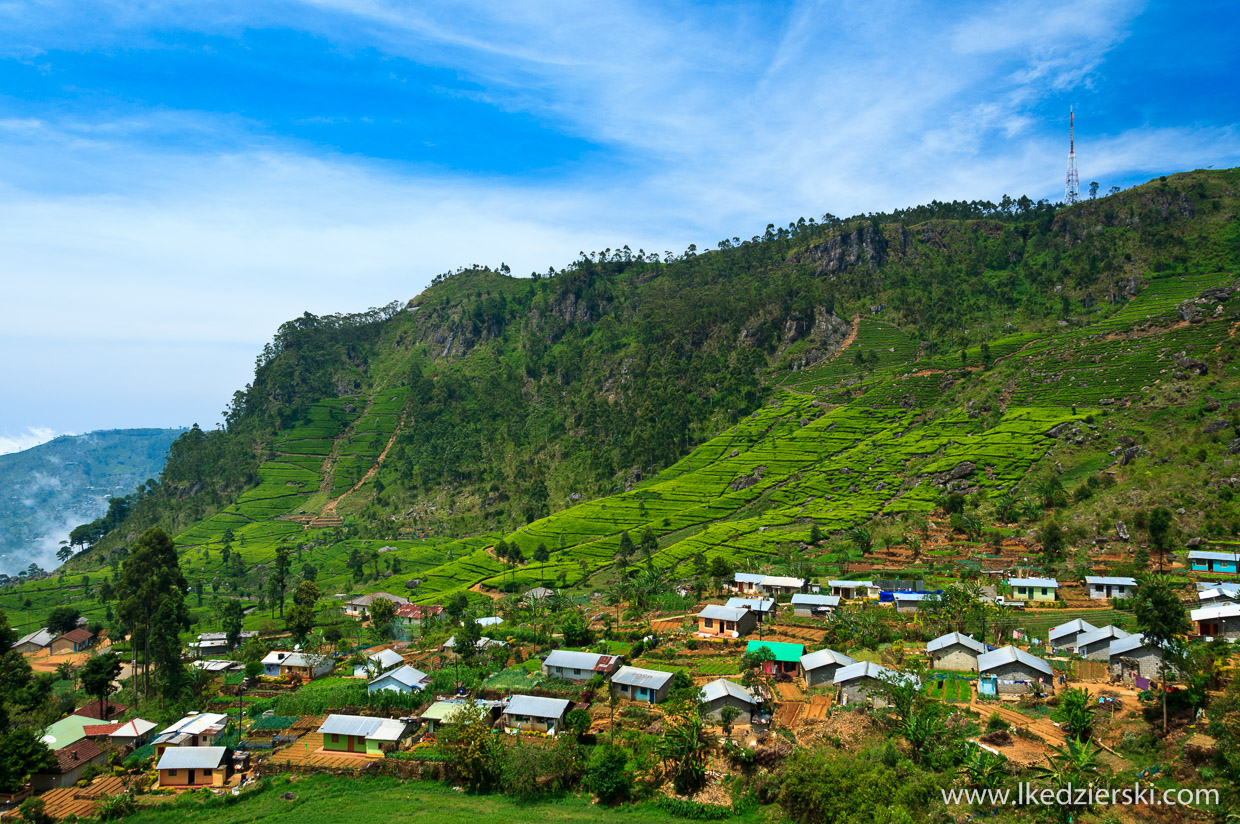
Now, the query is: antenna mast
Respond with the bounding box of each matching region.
[1065,107,1079,204]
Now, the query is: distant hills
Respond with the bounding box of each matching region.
[0,428,184,577]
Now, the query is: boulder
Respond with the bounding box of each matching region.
[1177,357,1208,376]
[1115,521,1130,540]
[1205,396,1222,412]
[1204,419,1231,434]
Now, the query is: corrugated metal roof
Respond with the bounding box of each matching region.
[504,694,570,719]
[419,699,500,723]
[1084,576,1137,587]
[157,747,227,771]
[799,648,855,671]
[827,580,873,588]
[977,646,1052,677]
[725,597,776,612]
[734,573,765,584]
[1191,603,1240,621]
[1074,626,1129,648]
[834,661,919,688]
[370,665,428,689]
[698,604,748,622]
[1048,619,1098,641]
[317,714,384,738]
[745,640,804,662]
[18,628,55,647]
[611,666,674,688]
[1108,634,1154,657]
[368,649,405,668]
[927,632,985,654]
[159,713,227,737]
[699,678,755,704]
[1189,550,1240,561]
[791,594,840,606]
[761,575,804,588]
[1008,577,1060,588]
[543,650,610,671]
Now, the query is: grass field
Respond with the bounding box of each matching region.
[124,774,756,824]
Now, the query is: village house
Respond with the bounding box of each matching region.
[50,628,95,655]
[152,712,229,754]
[32,740,108,791]
[340,591,409,618]
[418,699,502,733]
[1084,576,1137,601]
[368,664,431,694]
[976,646,1053,695]
[541,649,623,681]
[1109,634,1169,681]
[799,648,855,688]
[13,627,55,655]
[926,632,986,671]
[524,586,556,602]
[1007,577,1059,602]
[394,603,444,629]
[835,662,919,708]
[699,679,759,722]
[747,640,804,677]
[1189,550,1240,574]
[790,593,840,618]
[759,575,806,596]
[1197,586,1239,608]
[190,630,257,655]
[318,715,407,755]
[501,695,571,734]
[610,666,674,704]
[1074,625,1131,659]
[261,650,334,681]
[441,636,507,655]
[41,714,104,750]
[83,718,157,749]
[893,592,932,614]
[725,596,777,623]
[1047,618,1098,650]
[828,580,873,599]
[353,647,404,677]
[696,604,758,638]
[1192,603,1240,639]
[733,572,766,593]
[156,746,229,788]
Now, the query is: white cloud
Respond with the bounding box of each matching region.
[0,426,58,456]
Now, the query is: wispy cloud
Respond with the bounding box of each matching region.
[0,426,58,456]
[0,0,1238,435]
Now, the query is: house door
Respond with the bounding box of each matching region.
[187,770,196,786]
[347,735,355,753]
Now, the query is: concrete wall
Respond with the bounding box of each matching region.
[931,646,979,672]
[697,610,757,638]
[611,681,671,704]
[158,766,223,788]
[981,661,1052,695]
[803,662,846,688]
[1078,640,1114,660]
[502,712,563,733]
[701,695,756,723]
[839,678,896,708]
[323,733,368,753]
[1196,614,1240,640]
[1012,586,1056,602]
[542,664,597,682]
[1111,647,1165,681]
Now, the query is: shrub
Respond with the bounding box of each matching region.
[583,745,633,804]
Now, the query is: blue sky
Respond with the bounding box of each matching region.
[1,0,1238,451]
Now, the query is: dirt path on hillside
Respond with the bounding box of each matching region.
[321,417,405,516]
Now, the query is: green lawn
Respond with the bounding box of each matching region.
[125,774,755,824]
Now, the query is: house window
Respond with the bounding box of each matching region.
[703,619,713,628]
[168,769,177,776]
[619,684,629,692]
[332,734,339,743]
[1041,588,1048,596]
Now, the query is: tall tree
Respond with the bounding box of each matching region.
[1147,507,1174,573]
[78,652,122,721]
[285,581,320,643]
[45,607,81,636]
[221,600,244,650]
[272,545,291,617]
[115,528,190,701]
[1132,576,1190,733]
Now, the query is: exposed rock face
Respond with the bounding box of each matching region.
[1115,521,1130,540]
[730,466,767,491]
[1177,357,1208,376]
[800,224,891,276]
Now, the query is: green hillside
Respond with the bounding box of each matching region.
[3,167,1238,633]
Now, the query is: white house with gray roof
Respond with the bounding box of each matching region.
[1192,603,1240,640]
[926,632,986,671]
[696,604,757,638]
[1084,576,1137,600]
[835,661,920,708]
[368,664,431,694]
[610,666,675,703]
[790,594,841,618]
[1047,619,1098,650]
[1108,634,1170,681]
[977,646,1053,694]
[799,648,855,687]
[502,695,571,733]
[699,679,759,722]
[1074,625,1131,659]
[541,650,622,681]
[725,597,777,622]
